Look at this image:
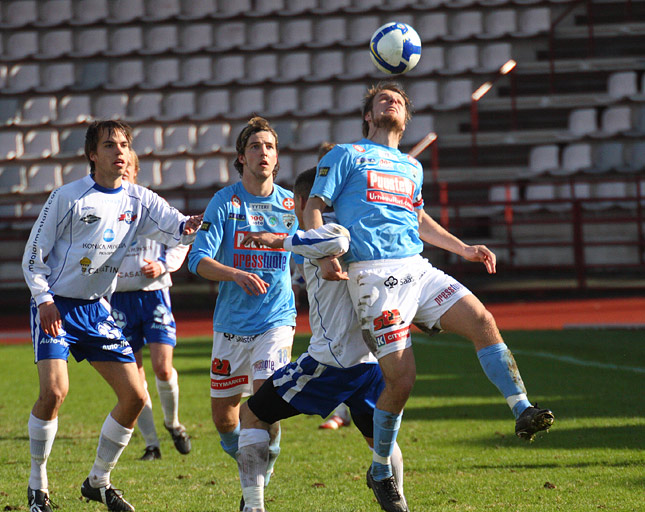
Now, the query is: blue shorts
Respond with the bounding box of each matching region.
[272,353,384,418]
[109,289,177,353]
[30,296,135,363]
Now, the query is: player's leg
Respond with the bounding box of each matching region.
[439,294,554,439]
[212,395,243,458]
[150,342,191,454]
[133,349,161,460]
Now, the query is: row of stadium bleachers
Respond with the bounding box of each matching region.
[0,0,578,28]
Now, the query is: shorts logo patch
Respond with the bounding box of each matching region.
[375,326,410,348]
[373,309,402,331]
[433,283,463,306]
[384,276,398,289]
[211,358,232,376]
[211,375,248,390]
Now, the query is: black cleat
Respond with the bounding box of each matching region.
[81,478,135,511]
[139,445,161,461]
[366,466,409,512]
[28,486,54,512]
[515,404,555,441]
[165,424,191,455]
[239,495,244,511]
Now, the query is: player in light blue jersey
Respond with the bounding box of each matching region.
[22,121,202,512]
[305,82,554,512]
[188,117,297,500]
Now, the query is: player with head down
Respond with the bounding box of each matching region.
[304,82,555,512]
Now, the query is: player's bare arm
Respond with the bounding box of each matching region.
[241,231,285,249]
[183,213,204,235]
[38,302,63,337]
[417,209,496,274]
[196,256,269,296]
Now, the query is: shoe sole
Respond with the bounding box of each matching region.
[517,411,555,441]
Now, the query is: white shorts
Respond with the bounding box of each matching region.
[210,325,294,398]
[347,255,472,359]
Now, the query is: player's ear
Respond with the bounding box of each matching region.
[364,111,372,123]
[237,154,246,166]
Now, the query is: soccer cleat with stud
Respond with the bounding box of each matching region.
[366,466,409,512]
[139,445,161,461]
[28,486,54,512]
[515,404,555,441]
[165,424,191,454]
[319,414,351,430]
[80,478,135,512]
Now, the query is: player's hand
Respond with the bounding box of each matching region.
[233,271,270,296]
[241,231,285,249]
[462,245,497,274]
[38,301,63,337]
[142,258,164,278]
[318,256,349,281]
[183,213,204,235]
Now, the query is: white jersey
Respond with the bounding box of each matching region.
[285,223,376,368]
[23,175,191,305]
[115,239,189,292]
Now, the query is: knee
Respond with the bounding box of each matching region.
[124,388,147,415]
[38,387,67,413]
[212,409,239,433]
[385,372,416,398]
[154,367,173,382]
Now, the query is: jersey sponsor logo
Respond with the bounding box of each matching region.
[366,190,413,211]
[80,214,100,224]
[248,214,265,226]
[111,309,127,329]
[211,375,248,389]
[433,283,463,306]
[267,215,278,227]
[376,325,410,348]
[211,357,232,376]
[153,304,173,325]
[379,159,394,169]
[200,221,211,232]
[378,149,395,159]
[233,252,289,271]
[231,195,241,208]
[248,203,272,211]
[373,309,403,331]
[352,144,366,153]
[356,157,377,165]
[103,229,115,242]
[228,213,246,221]
[234,231,287,251]
[118,211,137,224]
[318,167,330,176]
[384,276,398,289]
[282,197,295,210]
[79,257,120,276]
[80,257,92,273]
[407,155,419,164]
[39,336,69,347]
[283,214,296,229]
[368,170,415,197]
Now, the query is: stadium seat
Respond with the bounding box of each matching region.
[274,19,314,49]
[0,98,19,125]
[106,59,144,90]
[193,90,230,119]
[62,162,89,184]
[310,17,347,48]
[0,164,25,193]
[37,63,75,92]
[107,0,144,22]
[300,85,334,115]
[178,0,216,20]
[558,143,592,174]
[210,55,245,85]
[597,106,632,136]
[212,0,251,17]
[230,88,265,118]
[416,13,449,41]
[408,80,440,110]
[346,15,380,45]
[487,183,519,214]
[587,141,624,174]
[401,114,435,146]
[443,44,479,73]
[309,51,344,80]
[174,56,211,86]
[330,83,366,115]
[343,49,376,80]
[275,154,294,183]
[132,126,162,156]
[213,21,246,50]
[191,156,232,188]
[106,26,143,56]
[568,108,597,137]
[161,125,196,154]
[195,122,232,154]
[94,93,129,120]
[478,43,513,72]
[243,20,280,51]
[527,144,559,176]
[71,27,108,57]
[247,0,284,16]
[332,118,363,143]
[283,0,317,14]
[18,96,57,126]
[75,61,110,90]
[160,91,196,121]
[1,0,38,27]
[177,23,213,53]
[0,131,23,159]
[618,141,645,173]
[128,92,162,122]
[158,158,194,189]
[242,54,279,84]
[142,0,180,21]
[58,127,86,157]
[514,7,551,36]
[141,25,178,55]
[518,183,557,212]
[5,31,38,60]
[37,29,73,58]
[411,46,445,74]
[136,158,161,188]
[296,120,332,150]
[480,9,517,39]
[445,11,483,41]
[266,86,299,116]
[23,129,58,158]
[438,79,472,109]
[6,64,40,93]
[71,0,108,24]
[25,163,61,193]
[143,57,180,88]
[607,71,638,99]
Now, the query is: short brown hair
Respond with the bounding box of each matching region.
[317,142,336,161]
[85,120,133,173]
[294,167,317,200]
[233,116,280,178]
[361,81,413,137]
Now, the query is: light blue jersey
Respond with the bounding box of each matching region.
[310,139,424,262]
[188,181,298,335]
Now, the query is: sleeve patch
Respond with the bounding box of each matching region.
[318,167,330,177]
[200,221,211,232]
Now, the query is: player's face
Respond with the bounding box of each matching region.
[90,128,130,186]
[366,89,407,132]
[122,157,137,184]
[238,131,277,182]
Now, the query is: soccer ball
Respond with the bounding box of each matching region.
[369,22,422,75]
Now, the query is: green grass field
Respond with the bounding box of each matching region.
[1,330,644,512]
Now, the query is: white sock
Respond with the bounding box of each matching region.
[89,414,133,488]
[391,442,404,495]
[137,388,159,448]
[28,413,58,491]
[156,368,179,429]
[237,429,270,510]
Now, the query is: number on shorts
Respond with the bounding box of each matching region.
[211,358,232,376]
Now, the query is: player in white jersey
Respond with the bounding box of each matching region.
[305,82,554,512]
[235,168,407,512]
[110,152,191,461]
[22,120,201,512]
[187,117,297,500]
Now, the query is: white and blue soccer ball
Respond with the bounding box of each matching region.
[369,22,422,75]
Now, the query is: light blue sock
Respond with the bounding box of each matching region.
[265,426,281,486]
[372,408,402,481]
[219,422,240,460]
[477,343,532,419]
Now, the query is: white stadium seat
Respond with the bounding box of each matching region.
[0,131,23,159]
[528,144,559,176]
[6,64,40,93]
[94,93,129,120]
[141,25,178,55]
[18,96,57,126]
[210,55,245,85]
[0,164,26,193]
[23,129,59,158]
[62,163,89,184]
[558,143,592,175]
[106,59,144,90]
[160,91,196,120]
[244,21,280,50]
[128,92,163,122]
[143,57,180,88]
[568,108,597,137]
[309,51,344,80]
[58,127,86,157]
[195,122,232,154]
[36,0,72,26]
[178,0,216,20]
[266,87,299,117]
[143,0,180,21]
[25,163,61,193]
[57,95,91,124]
[231,88,265,118]
[106,26,143,56]
[71,0,108,24]
[607,71,638,99]
[136,159,161,188]
[417,13,449,41]
[274,19,314,48]
[296,120,332,150]
[2,0,38,27]
[214,21,246,50]
[132,126,163,156]
[243,54,279,84]
[192,156,232,188]
[161,125,197,154]
[193,90,230,119]
[445,11,483,41]
[71,27,108,57]
[37,63,75,92]
[158,158,194,189]
[300,85,334,115]
[6,31,38,60]
[177,24,213,53]
[107,0,144,22]
[37,29,73,58]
